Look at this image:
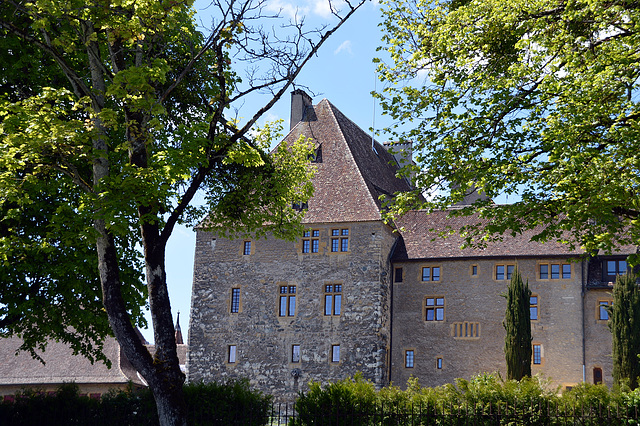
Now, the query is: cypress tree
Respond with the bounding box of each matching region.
[503,268,532,380]
[610,272,640,389]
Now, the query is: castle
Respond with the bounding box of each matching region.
[187,90,635,400]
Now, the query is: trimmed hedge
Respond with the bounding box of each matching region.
[0,379,271,426]
[292,373,640,425]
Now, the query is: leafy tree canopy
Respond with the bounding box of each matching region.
[376,0,640,257]
[0,0,363,423]
[0,0,347,362]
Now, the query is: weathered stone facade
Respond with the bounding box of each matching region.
[390,257,586,388]
[188,222,396,400]
[187,90,635,399]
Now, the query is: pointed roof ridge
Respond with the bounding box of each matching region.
[175,311,184,345]
[319,98,383,218]
[280,96,412,224]
[323,99,411,207]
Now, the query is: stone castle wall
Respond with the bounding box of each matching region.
[390,258,586,389]
[187,221,398,401]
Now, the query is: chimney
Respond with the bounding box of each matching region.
[383,141,413,169]
[290,89,313,130]
[383,141,415,188]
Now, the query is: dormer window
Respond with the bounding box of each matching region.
[309,145,322,163]
[292,202,308,211]
[603,259,629,282]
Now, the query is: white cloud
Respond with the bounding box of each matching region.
[312,0,335,18]
[265,0,348,20]
[265,0,309,20]
[334,40,353,55]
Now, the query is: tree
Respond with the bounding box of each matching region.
[375,0,640,256]
[609,273,640,390]
[503,268,532,381]
[0,0,364,424]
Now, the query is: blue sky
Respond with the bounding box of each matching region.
[140,0,393,343]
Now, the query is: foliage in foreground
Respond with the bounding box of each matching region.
[0,380,271,426]
[293,373,640,425]
[375,0,640,259]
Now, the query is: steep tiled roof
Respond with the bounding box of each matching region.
[283,99,412,223]
[0,336,145,387]
[393,210,585,260]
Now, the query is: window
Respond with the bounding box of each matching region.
[598,300,612,320]
[436,357,443,369]
[452,322,480,338]
[471,265,478,276]
[422,266,441,282]
[562,264,571,279]
[341,229,349,251]
[593,367,603,385]
[551,264,560,279]
[331,345,340,363]
[324,284,342,316]
[310,145,322,163]
[243,241,251,255]
[331,229,349,252]
[394,267,403,283]
[292,345,301,363]
[540,264,548,280]
[540,263,571,280]
[405,350,414,368]
[533,344,542,365]
[231,288,240,313]
[292,202,308,211]
[302,230,320,253]
[331,231,339,252]
[530,295,538,320]
[425,297,445,321]
[496,264,514,280]
[279,285,296,317]
[603,259,628,282]
[228,345,237,363]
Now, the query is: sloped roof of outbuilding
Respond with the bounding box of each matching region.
[282,99,412,224]
[393,210,589,261]
[0,336,145,387]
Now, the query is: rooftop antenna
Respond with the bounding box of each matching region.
[371,69,378,154]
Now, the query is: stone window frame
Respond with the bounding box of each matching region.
[424,296,445,322]
[495,264,515,281]
[538,262,572,280]
[530,294,539,321]
[324,283,342,316]
[227,345,237,364]
[597,299,612,322]
[230,287,241,314]
[330,344,341,364]
[404,349,415,368]
[330,228,350,253]
[452,321,480,339]
[532,343,544,366]
[394,267,403,283]
[242,240,252,256]
[421,265,441,282]
[291,345,301,363]
[593,366,604,385]
[301,229,320,254]
[470,264,479,277]
[278,284,297,317]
